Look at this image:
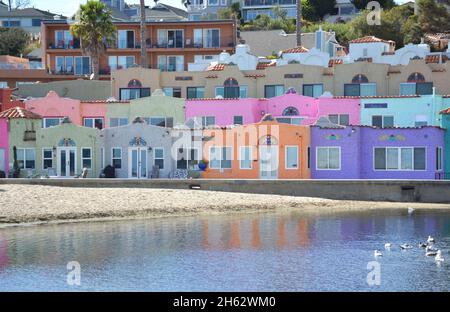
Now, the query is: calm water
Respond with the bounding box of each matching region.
[0,210,450,291]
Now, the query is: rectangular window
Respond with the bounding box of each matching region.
[163,87,182,98]
[400,82,433,95]
[148,117,166,127]
[239,86,248,98]
[264,85,285,98]
[74,56,90,75]
[414,115,428,127]
[374,147,426,171]
[239,146,252,169]
[81,148,92,169]
[364,103,388,109]
[118,30,135,49]
[32,19,42,27]
[233,116,243,125]
[83,118,104,130]
[360,83,377,96]
[203,29,220,48]
[372,115,394,128]
[399,83,416,96]
[215,86,224,98]
[119,88,151,100]
[110,118,128,127]
[202,116,215,127]
[154,148,164,170]
[177,148,198,169]
[328,114,349,126]
[17,148,35,169]
[112,148,122,169]
[43,118,64,128]
[285,146,299,169]
[303,84,323,98]
[437,147,443,171]
[209,147,232,169]
[316,147,340,170]
[42,149,53,170]
[187,87,205,99]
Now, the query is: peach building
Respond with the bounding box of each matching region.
[202,116,311,179]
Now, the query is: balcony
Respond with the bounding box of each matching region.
[48,39,81,50]
[150,36,234,50]
[243,0,296,6]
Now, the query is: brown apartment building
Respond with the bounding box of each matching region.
[41,19,237,79]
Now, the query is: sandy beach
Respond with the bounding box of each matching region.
[0,184,450,225]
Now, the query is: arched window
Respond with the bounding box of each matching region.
[128,79,142,88]
[223,78,240,98]
[351,74,369,84]
[282,107,299,116]
[407,72,425,83]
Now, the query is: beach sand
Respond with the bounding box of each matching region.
[0,184,449,225]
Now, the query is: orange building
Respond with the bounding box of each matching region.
[41,19,236,77]
[202,116,311,179]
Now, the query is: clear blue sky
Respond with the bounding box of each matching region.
[32,0,411,16]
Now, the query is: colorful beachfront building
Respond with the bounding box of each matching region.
[201,116,311,179]
[310,125,445,179]
[0,117,8,175]
[0,107,42,178]
[186,93,360,127]
[440,107,450,174]
[360,94,450,128]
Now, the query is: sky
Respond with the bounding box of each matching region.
[29,0,411,16]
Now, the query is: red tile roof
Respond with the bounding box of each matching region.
[282,46,309,54]
[425,54,440,64]
[440,107,450,114]
[256,61,276,70]
[328,59,343,67]
[350,36,395,44]
[0,106,41,119]
[244,74,266,78]
[206,63,225,71]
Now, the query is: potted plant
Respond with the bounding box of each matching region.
[198,159,208,171]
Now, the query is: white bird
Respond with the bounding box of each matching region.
[435,250,444,262]
[408,207,415,215]
[419,242,428,248]
[427,236,435,244]
[384,243,392,249]
[426,245,438,252]
[400,244,413,250]
[374,250,383,257]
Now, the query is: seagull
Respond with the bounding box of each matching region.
[400,244,413,250]
[408,207,415,215]
[426,245,438,252]
[435,250,444,262]
[427,236,435,244]
[384,243,392,249]
[374,250,383,257]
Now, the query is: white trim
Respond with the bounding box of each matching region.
[117,29,136,49]
[83,117,104,129]
[56,146,77,177]
[41,147,53,170]
[437,146,443,171]
[285,145,299,170]
[315,146,341,171]
[372,146,427,171]
[128,147,148,179]
[371,115,394,128]
[208,146,232,170]
[42,117,64,128]
[239,146,253,170]
[81,147,92,169]
[153,147,165,170]
[16,147,36,170]
[111,147,122,169]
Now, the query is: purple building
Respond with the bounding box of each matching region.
[311,125,445,179]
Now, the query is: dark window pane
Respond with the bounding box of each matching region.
[414,148,426,170]
[375,148,386,170]
[344,84,360,96]
[416,82,433,95]
[372,116,383,128]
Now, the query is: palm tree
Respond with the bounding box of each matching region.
[70,0,116,80]
[296,0,302,46]
[140,0,148,68]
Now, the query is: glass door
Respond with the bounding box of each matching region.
[57,147,77,177]
[129,147,147,179]
[259,146,278,179]
[0,148,5,172]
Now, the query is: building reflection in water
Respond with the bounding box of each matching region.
[0,236,8,270]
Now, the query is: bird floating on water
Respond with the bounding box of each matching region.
[419,242,428,248]
[407,207,415,215]
[374,250,383,257]
[427,236,435,244]
[435,250,444,262]
[384,243,392,249]
[426,245,438,253]
[426,250,438,257]
[400,244,413,250]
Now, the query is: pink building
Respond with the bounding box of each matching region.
[24,91,107,129]
[0,117,7,175]
[185,93,360,127]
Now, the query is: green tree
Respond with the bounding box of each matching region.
[140,0,148,68]
[416,0,450,34]
[0,27,30,56]
[301,0,319,21]
[296,0,302,45]
[70,0,116,79]
[402,15,423,45]
[308,0,336,20]
[351,0,396,10]
[273,6,288,20]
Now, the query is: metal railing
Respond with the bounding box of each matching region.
[435,172,450,180]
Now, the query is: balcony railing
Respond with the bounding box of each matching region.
[48,40,81,50]
[187,4,207,12]
[243,0,296,6]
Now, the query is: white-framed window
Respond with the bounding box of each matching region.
[328,114,350,126]
[81,148,92,169]
[414,115,428,127]
[55,56,74,73]
[43,117,64,128]
[42,148,53,170]
[163,87,182,98]
[276,117,303,125]
[209,146,232,169]
[17,148,36,169]
[83,117,104,130]
[285,146,299,169]
[158,55,184,72]
[374,147,426,171]
[112,147,122,169]
[176,148,198,169]
[437,146,443,171]
[316,147,340,170]
[187,87,205,99]
[154,148,164,170]
[303,84,323,98]
[74,56,91,75]
[208,0,219,5]
[239,146,252,169]
[0,81,8,88]
[157,29,184,48]
[372,115,394,128]
[117,30,135,49]
[108,55,135,70]
[202,116,215,127]
[110,118,128,127]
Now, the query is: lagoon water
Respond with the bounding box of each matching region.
[0,210,449,291]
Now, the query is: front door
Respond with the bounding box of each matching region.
[0,148,5,172]
[57,147,76,177]
[129,147,147,179]
[259,146,278,179]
